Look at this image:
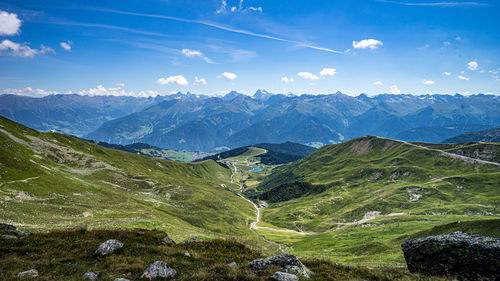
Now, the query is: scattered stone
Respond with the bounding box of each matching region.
[17,269,39,278]
[249,254,312,278]
[180,236,202,244]
[0,222,16,232]
[271,271,299,281]
[227,262,237,267]
[184,251,191,257]
[402,231,500,280]
[83,271,99,280]
[1,234,18,240]
[95,239,123,256]
[161,236,175,245]
[141,261,176,279]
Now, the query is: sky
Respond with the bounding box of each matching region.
[0,0,499,97]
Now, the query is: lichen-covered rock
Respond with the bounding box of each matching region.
[95,239,123,256]
[249,254,312,278]
[83,271,99,280]
[271,271,299,281]
[402,231,500,280]
[162,236,175,245]
[180,236,202,244]
[17,269,39,278]
[141,261,176,279]
[0,222,17,232]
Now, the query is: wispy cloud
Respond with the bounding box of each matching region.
[181,48,214,64]
[48,20,169,37]
[376,0,488,7]
[88,7,344,54]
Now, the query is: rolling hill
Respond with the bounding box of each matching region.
[443,127,500,143]
[200,141,316,165]
[244,136,500,265]
[0,116,254,240]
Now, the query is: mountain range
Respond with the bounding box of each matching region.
[2,91,499,151]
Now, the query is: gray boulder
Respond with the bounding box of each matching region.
[271,271,299,281]
[162,236,175,245]
[95,239,123,256]
[17,269,38,278]
[180,236,202,244]
[402,231,500,280]
[141,261,176,279]
[83,271,99,280]
[113,279,130,281]
[227,261,237,267]
[249,254,312,278]
[0,222,16,232]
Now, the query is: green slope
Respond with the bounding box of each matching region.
[248,136,500,265]
[0,116,254,241]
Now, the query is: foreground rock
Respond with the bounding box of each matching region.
[180,236,202,244]
[95,239,123,256]
[0,222,16,232]
[141,261,176,279]
[162,236,175,245]
[402,231,500,280]
[83,271,99,280]
[271,271,299,281]
[249,254,312,278]
[0,222,30,238]
[17,269,39,278]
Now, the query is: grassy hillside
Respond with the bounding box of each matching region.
[0,116,255,241]
[0,229,444,281]
[443,127,500,143]
[246,136,500,265]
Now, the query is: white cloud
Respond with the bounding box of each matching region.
[468,61,478,71]
[0,40,54,58]
[373,81,383,85]
[443,41,451,46]
[2,86,161,98]
[0,10,21,36]
[416,44,429,51]
[181,48,213,63]
[218,72,238,81]
[352,39,383,50]
[442,72,451,76]
[60,41,72,51]
[116,82,125,87]
[489,70,498,74]
[422,79,435,85]
[455,36,461,41]
[390,85,401,95]
[281,77,294,83]
[458,75,470,81]
[320,68,337,77]
[1,87,60,97]
[217,0,263,14]
[157,75,188,86]
[297,72,319,80]
[194,76,207,85]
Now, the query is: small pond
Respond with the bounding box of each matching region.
[250,168,263,173]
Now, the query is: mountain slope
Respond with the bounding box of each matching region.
[254,136,499,231]
[0,94,155,137]
[0,116,254,239]
[443,128,500,143]
[200,141,316,165]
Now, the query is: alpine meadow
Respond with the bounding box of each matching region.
[1,1,499,281]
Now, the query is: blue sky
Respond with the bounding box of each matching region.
[0,0,499,97]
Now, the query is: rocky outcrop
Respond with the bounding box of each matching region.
[271,271,299,281]
[95,239,123,256]
[162,236,175,245]
[83,271,99,280]
[17,269,39,278]
[0,222,30,238]
[402,231,500,280]
[249,254,312,278]
[141,261,176,279]
[180,236,202,244]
